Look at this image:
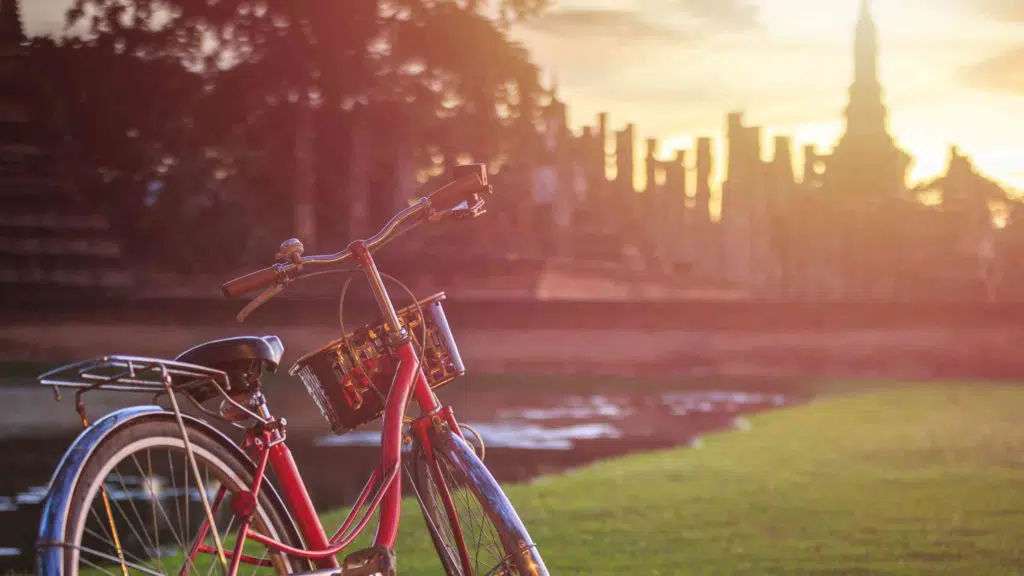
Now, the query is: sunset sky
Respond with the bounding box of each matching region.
[23,0,1024,196]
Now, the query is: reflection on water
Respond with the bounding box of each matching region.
[499,395,632,420]
[0,389,797,572]
[14,486,47,507]
[659,391,788,415]
[316,422,623,451]
[315,391,786,451]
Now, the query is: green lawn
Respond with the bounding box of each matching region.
[369,383,1024,575]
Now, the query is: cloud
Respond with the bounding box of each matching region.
[961,46,1024,95]
[513,1,763,92]
[969,0,1024,22]
[518,9,681,42]
[665,0,759,30]
[519,0,760,42]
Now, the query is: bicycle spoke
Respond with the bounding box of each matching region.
[167,449,184,550]
[87,505,115,548]
[121,457,157,556]
[446,464,504,574]
[76,541,168,576]
[435,458,499,575]
[124,448,198,573]
[84,508,152,568]
[81,554,122,576]
[83,525,150,568]
[206,514,236,576]
[415,438,529,576]
[146,449,164,574]
[108,469,154,559]
[184,453,191,555]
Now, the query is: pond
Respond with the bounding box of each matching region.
[0,386,798,573]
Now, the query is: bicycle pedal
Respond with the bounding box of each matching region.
[341,545,396,576]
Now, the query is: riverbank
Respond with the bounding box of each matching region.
[353,382,1024,574]
[7,322,1024,384]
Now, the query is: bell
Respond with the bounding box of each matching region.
[276,238,304,264]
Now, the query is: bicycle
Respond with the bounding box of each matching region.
[34,164,549,576]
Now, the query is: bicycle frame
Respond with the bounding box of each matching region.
[186,239,468,573]
[37,167,522,576]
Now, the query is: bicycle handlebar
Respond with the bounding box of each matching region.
[222,266,282,299]
[221,167,490,299]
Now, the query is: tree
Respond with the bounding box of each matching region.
[65,0,547,142]
[25,36,237,268]
[50,0,551,268]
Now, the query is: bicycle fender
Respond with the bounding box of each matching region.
[34,405,235,575]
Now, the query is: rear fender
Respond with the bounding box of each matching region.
[35,406,251,575]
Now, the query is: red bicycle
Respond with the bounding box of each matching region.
[35,164,549,575]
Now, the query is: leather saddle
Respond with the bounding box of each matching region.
[173,335,284,401]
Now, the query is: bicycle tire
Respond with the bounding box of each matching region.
[411,427,548,576]
[51,417,311,575]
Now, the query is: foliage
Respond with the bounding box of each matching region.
[36,0,551,270]
[23,36,239,270]
[63,0,548,158]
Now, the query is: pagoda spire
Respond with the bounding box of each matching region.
[0,0,25,49]
[547,71,559,102]
[854,0,878,86]
[842,0,886,138]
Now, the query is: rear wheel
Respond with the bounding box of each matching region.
[57,418,310,575]
[411,428,548,576]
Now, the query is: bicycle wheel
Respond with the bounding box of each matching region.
[53,417,310,575]
[411,428,548,576]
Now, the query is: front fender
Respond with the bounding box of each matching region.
[35,405,235,575]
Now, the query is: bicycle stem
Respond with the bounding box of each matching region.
[350,239,407,344]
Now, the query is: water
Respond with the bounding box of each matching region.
[0,389,796,572]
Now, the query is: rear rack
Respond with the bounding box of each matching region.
[38,355,270,427]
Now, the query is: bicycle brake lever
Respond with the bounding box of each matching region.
[450,197,487,220]
[236,283,284,323]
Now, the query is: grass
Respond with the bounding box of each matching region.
[368,383,1024,575]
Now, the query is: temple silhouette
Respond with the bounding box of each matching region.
[0,0,1016,303]
[473,0,1011,302]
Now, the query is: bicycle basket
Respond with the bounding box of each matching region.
[289,292,465,433]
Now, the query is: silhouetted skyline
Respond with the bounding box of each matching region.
[21,0,1024,194]
[511,0,1023,193]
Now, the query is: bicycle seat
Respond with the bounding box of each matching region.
[175,335,284,373]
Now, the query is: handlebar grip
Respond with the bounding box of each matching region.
[221,266,280,299]
[428,164,489,212]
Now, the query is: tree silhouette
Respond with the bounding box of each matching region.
[46,0,550,269]
[25,36,222,268]
[65,0,547,157]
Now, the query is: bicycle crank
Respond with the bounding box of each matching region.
[288,546,397,576]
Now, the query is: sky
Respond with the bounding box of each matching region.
[23,0,1024,196]
[506,0,1024,195]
